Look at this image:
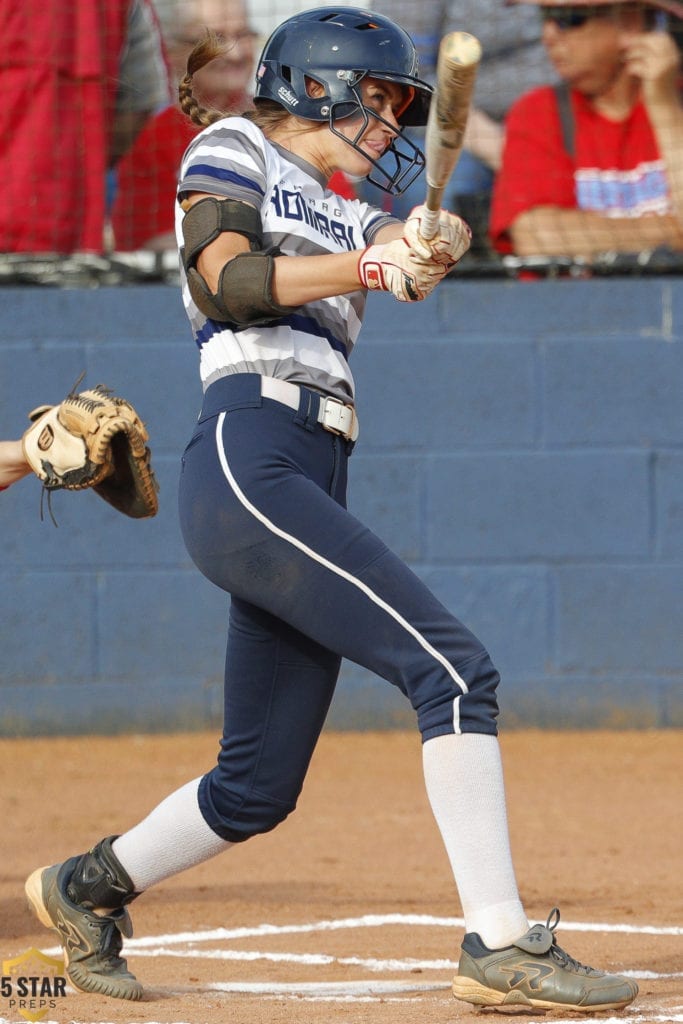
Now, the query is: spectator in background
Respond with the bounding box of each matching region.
[490,0,683,260]
[112,0,258,251]
[358,0,555,248]
[0,0,170,254]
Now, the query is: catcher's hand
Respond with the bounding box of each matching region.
[22,382,159,519]
[403,205,472,268]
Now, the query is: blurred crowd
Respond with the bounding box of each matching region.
[1,0,682,267]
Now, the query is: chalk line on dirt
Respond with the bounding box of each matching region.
[40,911,681,958]
[24,914,680,1020]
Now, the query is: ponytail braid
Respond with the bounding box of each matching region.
[179,30,291,134]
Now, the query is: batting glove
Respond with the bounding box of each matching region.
[403,205,472,268]
[358,238,448,302]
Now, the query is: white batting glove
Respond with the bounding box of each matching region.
[358,238,448,302]
[403,205,472,268]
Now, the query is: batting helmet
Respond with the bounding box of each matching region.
[254,7,433,195]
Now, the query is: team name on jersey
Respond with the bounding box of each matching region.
[270,185,358,251]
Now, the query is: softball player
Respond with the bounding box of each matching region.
[25,8,637,1014]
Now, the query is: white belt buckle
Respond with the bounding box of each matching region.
[319,396,358,441]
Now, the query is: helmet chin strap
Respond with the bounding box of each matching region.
[326,88,426,197]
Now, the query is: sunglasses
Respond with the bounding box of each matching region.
[539,5,617,29]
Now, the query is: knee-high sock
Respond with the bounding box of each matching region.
[112,777,231,892]
[422,733,528,950]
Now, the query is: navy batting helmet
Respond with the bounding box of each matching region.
[254,7,433,194]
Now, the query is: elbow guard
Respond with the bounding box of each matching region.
[181,196,299,326]
[188,250,299,327]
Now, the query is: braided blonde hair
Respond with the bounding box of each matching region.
[178,30,291,134]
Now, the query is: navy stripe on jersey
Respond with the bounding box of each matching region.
[184,162,265,194]
[195,318,226,349]
[279,313,349,359]
[195,313,348,361]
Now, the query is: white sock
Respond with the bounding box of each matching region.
[112,777,231,892]
[422,733,529,950]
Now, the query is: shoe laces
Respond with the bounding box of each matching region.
[88,911,127,968]
[546,907,597,975]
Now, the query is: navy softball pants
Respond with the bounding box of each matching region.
[178,374,500,843]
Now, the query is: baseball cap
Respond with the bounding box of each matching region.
[507,0,683,18]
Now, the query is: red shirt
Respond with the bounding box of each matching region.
[111,105,196,251]
[111,107,358,251]
[490,86,669,254]
[0,1,130,253]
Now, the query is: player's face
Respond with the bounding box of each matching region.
[331,77,410,175]
[280,76,415,186]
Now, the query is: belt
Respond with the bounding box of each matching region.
[260,377,359,442]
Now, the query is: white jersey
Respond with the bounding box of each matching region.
[175,117,398,404]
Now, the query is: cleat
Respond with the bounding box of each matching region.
[452,907,638,1013]
[25,859,143,1001]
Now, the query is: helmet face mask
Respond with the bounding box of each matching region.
[254,7,432,195]
[326,85,427,196]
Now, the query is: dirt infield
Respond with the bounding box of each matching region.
[1,729,681,1024]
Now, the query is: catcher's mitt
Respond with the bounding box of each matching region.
[22,382,159,519]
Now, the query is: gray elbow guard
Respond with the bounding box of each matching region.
[187,250,299,326]
[181,196,299,326]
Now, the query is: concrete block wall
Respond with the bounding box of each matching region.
[0,278,681,734]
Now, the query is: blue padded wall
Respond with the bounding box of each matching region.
[1,278,681,734]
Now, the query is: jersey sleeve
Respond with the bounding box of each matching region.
[358,207,402,244]
[489,86,577,253]
[178,118,268,207]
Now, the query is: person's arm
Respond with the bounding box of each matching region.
[0,440,31,489]
[111,0,171,165]
[627,29,683,219]
[188,194,408,303]
[110,111,155,168]
[464,109,504,172]
[510,205,683,258]
[185,194,445,307]
[195,221,369,304]
[373,222,406,243]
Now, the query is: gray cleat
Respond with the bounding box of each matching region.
[452,907,638,1013]
[25,858,143,1001]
